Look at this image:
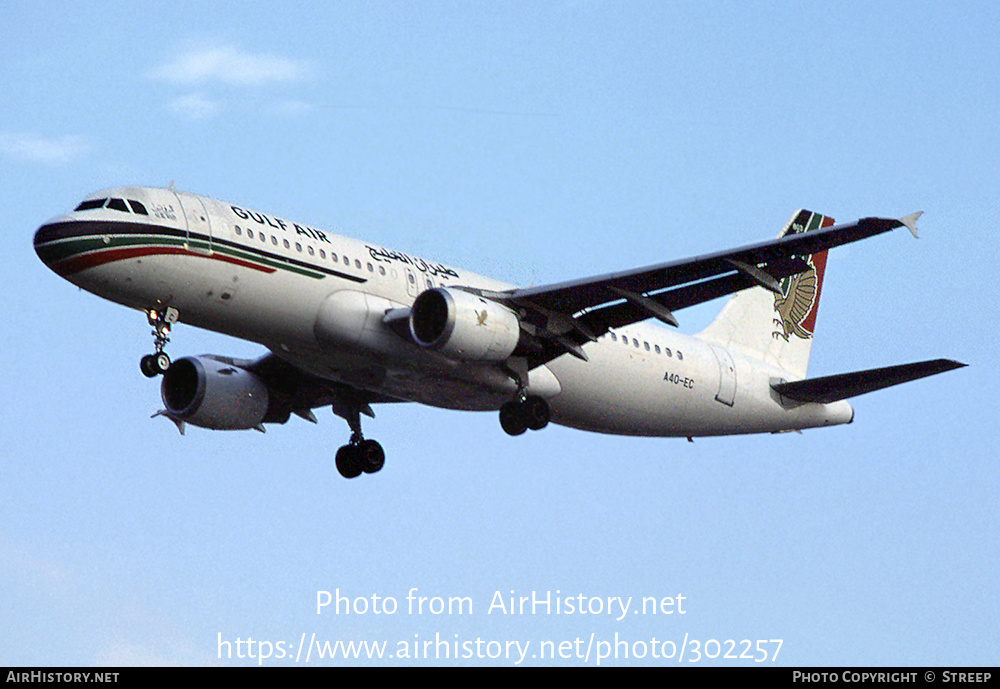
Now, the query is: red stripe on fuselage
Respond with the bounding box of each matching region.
[52,245,277,276]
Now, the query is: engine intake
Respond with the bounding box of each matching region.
[161,356,269,430]
[409,288,520,362]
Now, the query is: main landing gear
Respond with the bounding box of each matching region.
[335,437,385,479]
[332,395,385,479]
[140,307,179,378]
[499,394,550,436]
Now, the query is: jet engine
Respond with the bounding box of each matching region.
[409,287,521,362]
[160,356,270,430]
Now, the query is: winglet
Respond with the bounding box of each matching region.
[152,409,186,435]
[899,211,922,239]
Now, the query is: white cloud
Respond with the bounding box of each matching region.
[168,93,224,120]
[152,43,315,86]
[0,132,93,166]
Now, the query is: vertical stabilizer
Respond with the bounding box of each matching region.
[697,210,834,378]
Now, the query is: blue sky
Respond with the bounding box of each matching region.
[2,0,997,666]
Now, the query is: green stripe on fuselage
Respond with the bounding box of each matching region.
[38,231,331,279]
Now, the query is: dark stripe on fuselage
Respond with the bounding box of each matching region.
[51,244,275,276]
[34,219,368,283]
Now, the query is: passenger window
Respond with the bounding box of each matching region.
[235,226,242,236]
[308,246,315,256]
[655,345,661,354]
[248,229,255,239]
[283,239,290,249]
[677,351,684,360]
[272,236,278,245]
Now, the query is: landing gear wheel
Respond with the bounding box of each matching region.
[500,401,529,436]
[140,352,171,377]
[524,396,550,431]
[336,440,384,478]
[155,352,171,373]
[141,307,178,378]
[359,439,385,474]
[500,396,550,435]
[331,394,386,479]
[140,354,159,378]
[335,445,363,479]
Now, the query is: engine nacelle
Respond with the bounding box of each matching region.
[160,356,269,430]
[409,288,520,362]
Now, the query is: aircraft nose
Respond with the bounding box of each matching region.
[35,222,59,266]
[34,219,74,273]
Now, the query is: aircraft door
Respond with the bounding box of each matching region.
[710,345,737,406]
[177,193,213,254]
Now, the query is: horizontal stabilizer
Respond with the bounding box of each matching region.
[772,359,966,404]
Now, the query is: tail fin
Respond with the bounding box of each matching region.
[697,210,834,378]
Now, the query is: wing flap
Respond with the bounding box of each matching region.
[771,359,966,404]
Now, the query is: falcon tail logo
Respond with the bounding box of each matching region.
[772,211,833,341]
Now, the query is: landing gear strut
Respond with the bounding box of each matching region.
[332,395,385,479]
[140,307,178,377]
[499,394,550,436]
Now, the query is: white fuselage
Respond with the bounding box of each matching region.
[36,186,853,437]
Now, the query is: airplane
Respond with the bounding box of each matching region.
[33,186,965,478]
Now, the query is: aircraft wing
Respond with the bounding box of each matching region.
[153,354,406,435]
[219,353,401,425]
[475,213,921,366]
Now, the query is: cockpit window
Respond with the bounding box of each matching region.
[74,197,149,215]
[75,198,107,211]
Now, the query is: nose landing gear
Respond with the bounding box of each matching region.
[140,307,178,377]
